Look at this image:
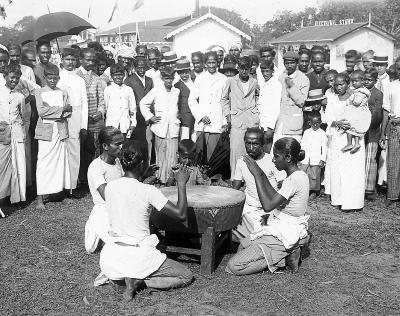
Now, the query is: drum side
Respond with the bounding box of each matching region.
[150,200,244,234]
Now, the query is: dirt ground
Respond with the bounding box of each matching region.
[1,191,399,316]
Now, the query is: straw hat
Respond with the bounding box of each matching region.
[306,89,326,101]
[175,58,191,71]
[161,51,179,63]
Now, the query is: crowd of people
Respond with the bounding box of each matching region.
[0,38,399,299]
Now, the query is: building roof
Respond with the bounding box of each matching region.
[270,22,396,44]
[96,16,191,43]
[96,13,251,43]
[164,12,251,41]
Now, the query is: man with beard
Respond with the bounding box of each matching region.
[33,42,55,87]
[231,128,286,241]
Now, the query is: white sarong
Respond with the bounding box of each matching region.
[0,139,26,203]
[85,204,112,253]
[250,209,309,250]
[36,122,71,195]
[67,138,80,190]
[99,234,166,280]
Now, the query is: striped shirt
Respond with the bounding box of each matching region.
[76,67,106,132]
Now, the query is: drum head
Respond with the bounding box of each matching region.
[161,185,245,209]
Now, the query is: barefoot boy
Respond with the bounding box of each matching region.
[35,64,72,210]
[104,63,136,138]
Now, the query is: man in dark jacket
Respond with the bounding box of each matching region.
[124,57,154,163]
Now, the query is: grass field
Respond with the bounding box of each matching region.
[1,191,399,316]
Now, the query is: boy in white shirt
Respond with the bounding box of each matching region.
[300,110,327,199]
[140,66,180,183]
[104,64,136,138]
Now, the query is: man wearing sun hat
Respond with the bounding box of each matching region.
[174,58,195,140]
[160,51,180,85]
[273,51,310,143]
[373,54,390,188]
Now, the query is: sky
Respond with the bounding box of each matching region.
[0,0,320,30]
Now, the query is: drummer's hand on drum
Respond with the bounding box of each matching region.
[175,165,190,185]
[243,155,264,178]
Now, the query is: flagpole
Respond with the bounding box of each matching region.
[119,25,122,47]
[46,3,61,57]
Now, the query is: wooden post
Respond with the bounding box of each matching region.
[200,226,216,275]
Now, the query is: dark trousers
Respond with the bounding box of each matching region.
[79,130,101,183]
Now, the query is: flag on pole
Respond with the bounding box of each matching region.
[0,0,13,19]
[132,0,144,11]
[108,0,118,23]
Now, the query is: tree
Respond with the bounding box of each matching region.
[0,16,36,46]
[195,6,252,35]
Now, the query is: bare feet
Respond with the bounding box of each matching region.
[36,196,46,211]
[341,144,353,152]
[123,278,144,301]
[349,144,361,154]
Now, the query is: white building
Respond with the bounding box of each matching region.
[96,12,251,56]
[270,21,397,72]
[165,12,251,58]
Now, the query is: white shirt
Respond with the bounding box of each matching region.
[105,177,168,240]
[100,176,167,280]
[376,72,391,111]
[240,80,250,95]
[20,64,35,84]
[234,153,286,208]
[145,68,162,86]
[300,128,327,165]
[104,83,136,133]
[278,170,309,217]
[386,79,400,118]
[57,69,88,138]
[87,157,123,207]
[140,85,180,138]
[258,75,282,130]
[188,71,227,133]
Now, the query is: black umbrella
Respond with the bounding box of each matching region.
[20,12,95,45]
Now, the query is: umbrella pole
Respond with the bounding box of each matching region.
[46,4,62,59]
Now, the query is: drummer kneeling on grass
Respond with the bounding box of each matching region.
[227,137,310,275]
[98,141,193,301]
[232,127,286,242]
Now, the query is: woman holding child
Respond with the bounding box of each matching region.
[324,73,367,211]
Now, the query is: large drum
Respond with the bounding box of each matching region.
[150,185,245,275]
[150,185,245,234]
